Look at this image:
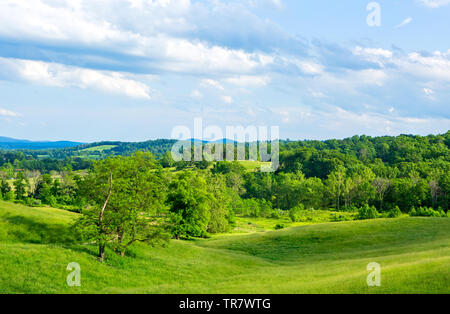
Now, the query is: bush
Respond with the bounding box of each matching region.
[289,204,305,222]
[341,205,359,213]
[331,213,351,222]
[274,224,286,230]
[409,207,446,218]
[357,205,379,220]
[3,191,14,201]
[386,206,402,218]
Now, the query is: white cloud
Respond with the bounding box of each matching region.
[224,75,270,87]
[419,0,450,8]
[423,87,434,95]
[0,0,275,76]
[190,90,203,99]
[0,57,151,99]
[291,59,324,75]
[353,46,393,66]
[221,96,234,104]
[315,106,450,137]
[398,51,450,82]
[395,17,413,28]
[201,79,225,91]
[0,108,20,117]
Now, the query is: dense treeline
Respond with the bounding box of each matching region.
[0,132,449,260]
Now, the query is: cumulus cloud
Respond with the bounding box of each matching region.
[201,79,225,91]
[224,75,271,87]
[0,108,20,117]
[190,90,203,99]
[0,57,151,99]
[419,0,450,8]
[221,96,234,104]
[0,0,279,76]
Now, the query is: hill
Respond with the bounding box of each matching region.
[0,136,83,150]
[0,201,448,294]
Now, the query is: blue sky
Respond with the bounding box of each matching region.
[0,0,449,142]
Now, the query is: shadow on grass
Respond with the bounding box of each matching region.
[2,215,75,244]
[1,214,123,261]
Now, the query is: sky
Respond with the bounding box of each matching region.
[0,0,449,142]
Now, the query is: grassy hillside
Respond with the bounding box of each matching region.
[0,201,448,294]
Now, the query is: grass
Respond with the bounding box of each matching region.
[234,210,357,232]
[79,145,117,152]
[236,160,272,172]
[0,200,448,294]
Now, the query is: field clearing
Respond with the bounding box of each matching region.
[236,160,272,172]
[79,145,117,152]
[0,201,448,294]
[234,210,357,232]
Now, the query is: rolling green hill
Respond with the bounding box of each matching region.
[0,201,448,294]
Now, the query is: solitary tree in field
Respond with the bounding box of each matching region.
[74,152,169,262]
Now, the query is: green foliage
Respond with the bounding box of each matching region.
[289,204,304,222]
[1,200,450,293]
[274,223,286,230]
[13,172,28,201]
[74,152,170,259]
[409,207,447,218]
[386,206,402,218]
[167,171,212,239]
[357,204,379,220]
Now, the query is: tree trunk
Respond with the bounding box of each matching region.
[98,171,113,262]
[99,244,105,262]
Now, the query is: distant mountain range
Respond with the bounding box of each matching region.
[0,136,83,150]
[0,136,242,151]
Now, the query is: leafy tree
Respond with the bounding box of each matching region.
[372,178,391,211]
[13,172,28,200]
[34,174,53,204]
[327,166,346,210]
[0,179,11,199]
[167,171,211,239]
[74,152,169,261]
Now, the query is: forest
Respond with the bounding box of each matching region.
[0,132,449,260]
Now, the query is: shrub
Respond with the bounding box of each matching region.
[386,206,402,218]
[357,204,379,220]
[289,204,305,222]
[331,213,351,222]
[409,207,446,218]
[274,224,286,230]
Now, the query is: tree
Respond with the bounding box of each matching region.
[372,178,391,211]
[34,174,53,204]
[429,180,440,209]
[74,152,169,261]
[160,151,175,168]
[167,171,211,239]
[327,166,346,210]
[0,179,11,199]
[13,172,28,200]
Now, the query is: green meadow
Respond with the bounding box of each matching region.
[0,200,448,294]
